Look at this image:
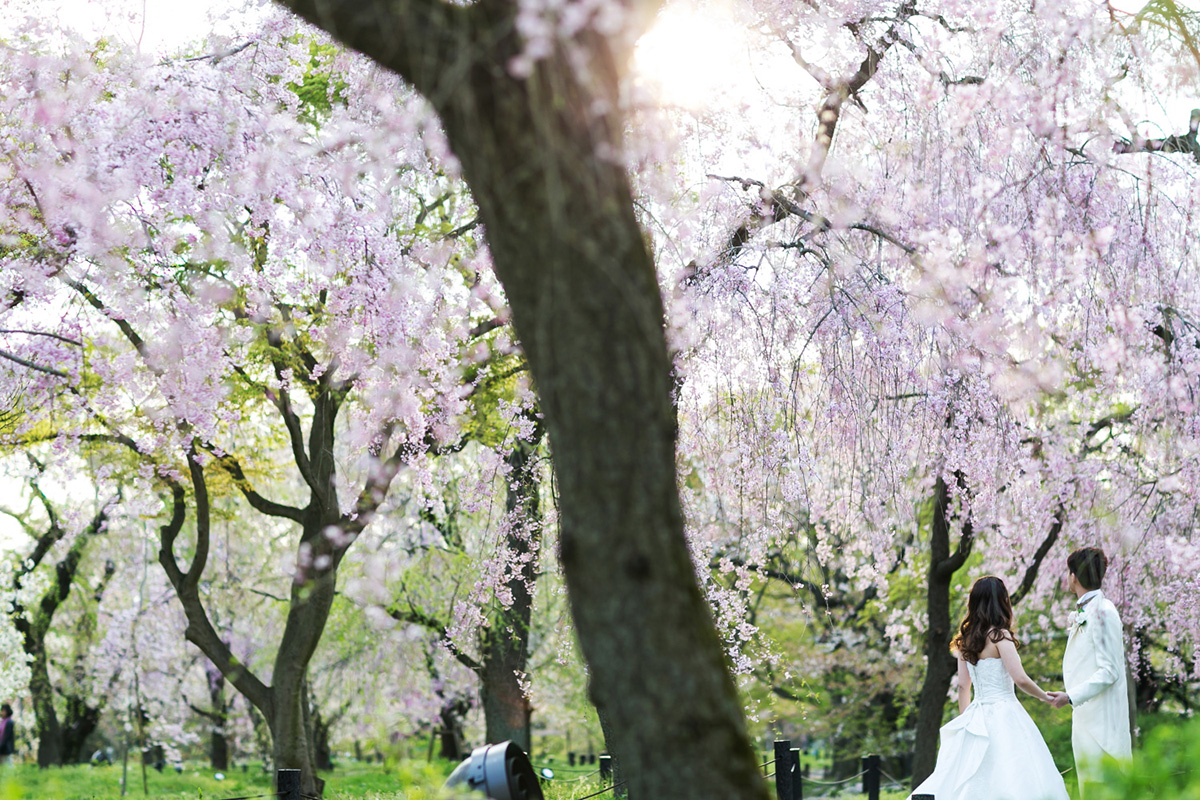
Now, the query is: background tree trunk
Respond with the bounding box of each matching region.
[61,692,103,764]
[9,486,112,767]
[911,476,973,788]
[27,646,64,767]
[482,430,542,751]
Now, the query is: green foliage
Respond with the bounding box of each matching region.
[459,349,527,449]
[1083,714,1200,799]
[1131,1,1200,75]
[0,760,458,800]
[287,42,349,124]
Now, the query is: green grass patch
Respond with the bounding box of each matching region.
[0,760,456,800]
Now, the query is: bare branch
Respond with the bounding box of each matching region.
[0,329,83,347]
[0,347,70,378]
[1010,506,1065,606]
[183,40,256,64]
[387,601,483,674]
[1113,109,1200,163]
[208,448,306,524]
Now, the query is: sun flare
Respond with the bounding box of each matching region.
[634,2,749,110]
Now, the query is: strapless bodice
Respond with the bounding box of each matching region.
[966,658,1016,704]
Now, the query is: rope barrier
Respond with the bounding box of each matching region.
[879,767,904,784]
[546,770,602,783]
[801,769,868,785]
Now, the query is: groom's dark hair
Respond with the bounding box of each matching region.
[1068,547,1108,590]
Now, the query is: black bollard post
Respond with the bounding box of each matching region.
[599,754,612,782]
[773,740,792,800]
[568,752,576,767]
[861,755,880,800]
[277,769,301,800]
[789,748,802,800]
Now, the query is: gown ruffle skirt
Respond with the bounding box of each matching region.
[908,658,1069,800]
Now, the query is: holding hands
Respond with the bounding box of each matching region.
[1045,691,1071,709]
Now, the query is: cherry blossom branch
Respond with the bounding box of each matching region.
[800,0,917,186]
[230,362,316,491]
[0,348,70,378]
[1009,505,1065,606]
[182,41,256,64]
[67,278,152,366]
[0,329,83,347]
[1113,109,1200,163]
[386,600,483,675]
[7,458,65,579]
[205,447,306,524]
[706,175,918,269]
[932,472,974,580]
[157,455,274,714]
[714,554,833,610]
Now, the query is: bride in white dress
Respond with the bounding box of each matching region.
[909,576,1069,800]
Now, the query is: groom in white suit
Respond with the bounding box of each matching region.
[1048,547,1132,794]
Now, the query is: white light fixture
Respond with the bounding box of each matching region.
[444,741,544,800]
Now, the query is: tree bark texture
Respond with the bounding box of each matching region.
[482,430,541,751]
[911,476,973,789]
[9,486,112,767]
[272,3,769,798]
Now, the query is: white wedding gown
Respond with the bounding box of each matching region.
[908,658,1069,800]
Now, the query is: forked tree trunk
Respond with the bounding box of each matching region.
[61,692,104,764]
[911,477,973,788]
[11,493,113,767]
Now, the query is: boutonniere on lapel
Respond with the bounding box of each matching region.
[1069,610,1088,636]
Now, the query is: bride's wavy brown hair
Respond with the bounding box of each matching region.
[950,576,1022,665]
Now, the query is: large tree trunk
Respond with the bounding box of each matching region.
[273,4,770,797]
[61,692,103,764]
[438,698,469,761]
[27,644,65,767]
[11,491,112,768]
[442,75,763,800]
[481,431,541,751]
[911,477,973,788]
[208,662,231,770]
[264,572,337,796]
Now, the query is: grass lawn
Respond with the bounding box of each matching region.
[0,760,455,800]
[0,758,914,800]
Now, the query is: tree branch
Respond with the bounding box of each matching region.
[209,448,306,524]
[0,329,83,347]
[159,459,273,715]
[1113,109,1200,163]
[231,362,315,492]
[1010,505,1064,606]
[272,0,473,102]
[0,347,70,378]
[67,279,150,365]
[387,601,483,675]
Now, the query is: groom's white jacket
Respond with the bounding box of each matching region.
[1063,590,1132,761]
